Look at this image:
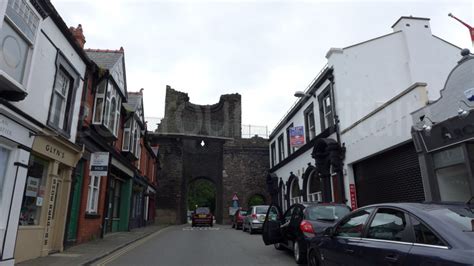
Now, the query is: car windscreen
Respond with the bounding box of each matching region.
[196,207,210,214]
[240,211,247,215]
[430,207,474,233]
[307,205,350,221]
[256,206,269,214]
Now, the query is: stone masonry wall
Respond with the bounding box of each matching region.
[222,136,269,223]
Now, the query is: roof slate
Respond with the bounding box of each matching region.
[85,49,123,70]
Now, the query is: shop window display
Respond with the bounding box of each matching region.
[19,156,48,226]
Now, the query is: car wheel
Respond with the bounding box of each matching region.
[274,242,285,250]
[232,223,235,228]
[293,241,306,264]
[307,249,319,266]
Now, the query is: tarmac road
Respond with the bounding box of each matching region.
[95,224,299,266]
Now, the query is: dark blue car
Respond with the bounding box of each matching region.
[307,202,474,266]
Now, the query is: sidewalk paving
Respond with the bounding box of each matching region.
[17,224,168,266]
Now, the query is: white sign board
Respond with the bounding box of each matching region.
[25,177,40,197]
[90,152,109,176]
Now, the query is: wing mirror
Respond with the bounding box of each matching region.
[324,227,335,237]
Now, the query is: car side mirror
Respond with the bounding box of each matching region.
[324,227,335,237]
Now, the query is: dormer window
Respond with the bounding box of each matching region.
[92,80,122,138]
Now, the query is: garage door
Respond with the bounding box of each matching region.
[353,142,425,207]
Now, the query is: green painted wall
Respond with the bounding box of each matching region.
[118,179,132,231]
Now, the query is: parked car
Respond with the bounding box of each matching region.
[262,202,351,264]
[243,205,269,234]
[306,202,474,266]
[191,207,213,227]
[232,209,247,230]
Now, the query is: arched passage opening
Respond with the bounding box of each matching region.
[247,194,266,209]
[187,178,216,216]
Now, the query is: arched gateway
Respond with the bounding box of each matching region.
[148,86,269,224]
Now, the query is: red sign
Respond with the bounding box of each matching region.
[349,184,357,210]
[232,193,239,201]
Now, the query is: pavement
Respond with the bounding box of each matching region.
[17,224,168,266]
[95,224,298,266]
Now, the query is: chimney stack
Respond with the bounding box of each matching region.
[69,24,86,49]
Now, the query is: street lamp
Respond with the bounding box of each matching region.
[294,91,314,98]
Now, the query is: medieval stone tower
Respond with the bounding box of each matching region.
[149,86,269,224]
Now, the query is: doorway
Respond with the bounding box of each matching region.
[187,178,216,221]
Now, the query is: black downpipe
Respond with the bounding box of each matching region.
[328,74,346,204]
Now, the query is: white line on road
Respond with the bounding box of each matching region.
[182,227,221,231]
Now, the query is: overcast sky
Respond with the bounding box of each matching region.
[53,0,472,133]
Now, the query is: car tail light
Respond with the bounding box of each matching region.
[300,220,316,238]
[251,214,257,219]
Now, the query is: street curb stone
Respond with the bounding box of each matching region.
[83,225,169,265]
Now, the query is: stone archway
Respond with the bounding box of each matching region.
[187,177,217,215]
[247,193,266,208]
[150,86,270,225]
[286,173,302,207]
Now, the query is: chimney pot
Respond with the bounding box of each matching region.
[70,24,86,49]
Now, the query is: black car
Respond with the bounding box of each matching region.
[307,202,474,266]
[262,202,351,264]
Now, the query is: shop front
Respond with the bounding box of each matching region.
[15,136,82,263]
[0,112,34,266]
[411,49,474,202]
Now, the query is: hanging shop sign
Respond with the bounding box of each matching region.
[289,126,305,147]
[90,152,110,176]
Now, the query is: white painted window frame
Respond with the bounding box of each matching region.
[86,175,101,213]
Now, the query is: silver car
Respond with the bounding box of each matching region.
[242,205,269,234]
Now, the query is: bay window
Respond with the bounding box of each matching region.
[0,0,39,85]
[122,118,142,160]
[92,80,122,138]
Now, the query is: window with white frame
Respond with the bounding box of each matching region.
[304,104,316,142]
[49,68,72,130]
[86,176,101,213]
[92,80,122,136]
[290,179,303,205]
[122,119,132,151]
[307,171,322,202]
[319,88,334,130]
[0,0,40,86]
[277,134,284,162]
[48,53,80,134]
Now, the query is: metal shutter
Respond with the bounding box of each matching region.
[353,142,425,206]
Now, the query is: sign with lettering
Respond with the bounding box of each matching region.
[90,152,109,176]
[44,178,58,246]
[289,126,305,147]
[25,177,40,197]
[349,184,357,210]
[418,111,474,152]
[33,136,78,166]
[0,114,33,148]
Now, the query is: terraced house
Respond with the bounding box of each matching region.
[0,0,90,264]
[0,1,159,264]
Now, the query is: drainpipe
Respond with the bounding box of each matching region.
[328,73,346,204]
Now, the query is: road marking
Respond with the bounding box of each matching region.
[182,227,221,231]
[94,226,173,266]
